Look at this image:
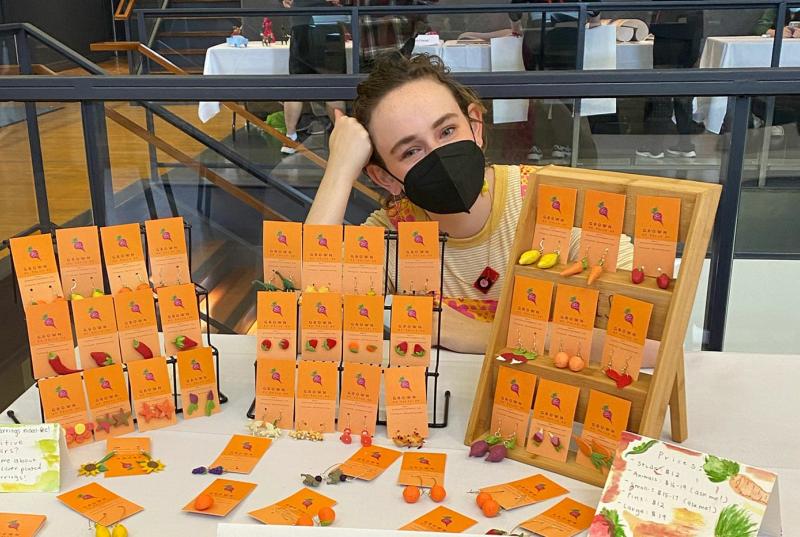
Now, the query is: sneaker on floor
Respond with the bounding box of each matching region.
[666,145,697,158]
[551,145,572,159]
[526,145,543,162]
[280,144,297,155]
[635,148,665,159]
[770,125,785,137]
[308,117,332,135]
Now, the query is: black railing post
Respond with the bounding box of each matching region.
[703,95,751,352]
[124,19,135,74]
[351,3,360,75]
[15,28,52,234]
[80,101,115,227]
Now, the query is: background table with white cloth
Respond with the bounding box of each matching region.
[696,36,800,134]
[1,334,797,536]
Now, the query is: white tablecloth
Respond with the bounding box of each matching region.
[697,36,800,133]
[616,40,653,70]
[1,335,797,536]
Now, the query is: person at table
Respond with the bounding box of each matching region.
[305,51,633,354]
[753,6,800,38]
[279,0,347,154]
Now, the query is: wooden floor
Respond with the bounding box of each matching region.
[0,58,237,243]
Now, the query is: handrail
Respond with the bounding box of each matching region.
[114,0,137,21]
[0,64,58,76]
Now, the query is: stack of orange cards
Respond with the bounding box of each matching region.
[183,478,257,517]
[339,445,402,481]
[343,294,384,364]
[600,294,654,383]
[531,184,578,257]
[0,513,46,537]
[390,295,433,367]
[177,347,220,419]
[127,357,177,432]
[633,195,681,278]
[398,452,446,488]
[575,390,631,474]
[302,224,343,293]
[10,234,64,311]
[295,360,337,432]
[209,435,271,474]
[480,474,568,510]
[490,365,536,441]
[55,225,103,299]
[38,372,92,448]
[263,221,302,290]
[580,190,627,272]
[526,379,580,463]
[105,437,152,477]
[520,497,595,537]
[84,363,134,441]
[397,221,440,295]
[343,225,385,295]
[505,275,554,357]
[255,357,295,428]
[114,288,160,363]
[158,283,202,356]
[249,488,336,525]
[256,291,297,360]
[72,295,122,370]
[144,217,191,288]
[300,292,341,361]
[100,223,149,295]
[58,483,143,525]
[26,299,77,379]
[338,362,381,436]
[384,366,429,439]
[399,506,477,533]
[549,283,599,362]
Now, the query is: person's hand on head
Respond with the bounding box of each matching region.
[327,109,373,186]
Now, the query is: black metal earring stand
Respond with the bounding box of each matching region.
[247,228,451,429]
[3,221,227,426]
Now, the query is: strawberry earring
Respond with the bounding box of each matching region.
[340,414,352,445]
[360,417,372,447]
[656,267,671,289]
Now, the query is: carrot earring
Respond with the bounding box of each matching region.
[561,247,590,277]
[588,247,608,285]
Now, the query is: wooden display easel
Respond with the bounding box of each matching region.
[465,165,721,486]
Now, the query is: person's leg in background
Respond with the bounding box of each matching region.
[667,96,697,158]
[281,101,304,154]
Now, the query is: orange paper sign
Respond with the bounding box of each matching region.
[300,292,342,361]
[343,294,384,364]
[399,506,477,533]
[177,347,220,420]
[10,234,63,312]
[580,190,626,272]
[520,497,595,537]
[398,452,446,488]
[145,217,190,288]
[182,478,257,517]
[526,379,580,463]
[72,295,122,371]
[248,488,336,525]
[127,357,177,432]
[100,223,148,295]
[384,366,428,440]
[339,445,402,481]
[532,184,578,256]
[550,284,599,363]
[390,295,433,367]
[576,390,631,474]
[490,365,536,441]
[506,275,554,355]
[397,221,441,295]
[0,513,46,537]
[295,360,337,433]
[114,289,160,363]
[343,225,385,295]
[158,283,202,356]
[256,291,298,360]
[104,437,152,478]
[83,363,134,440]
[38,373,92,449]
[480,474,569,510]
[338,362,381,436]
[302,224,343,293]
[58,482,143,525]
[55,226,104,300]
[26,300,77,379]
[633,195,681,278]
[255,358,295,429]
[209,435,271,474]
[601,294,654,381]
[263,221,302,290]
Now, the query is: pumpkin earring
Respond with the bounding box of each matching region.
[568,342,586,372]
[554,341,569,368]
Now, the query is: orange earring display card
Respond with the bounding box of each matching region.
[580,190,626,272]
[300,292,342,362]
[390,294,433,367]
[339,445,402,481]
[343,225,385,295]
[144,217,190,288]
[38,373,92,449]
[490,365,536,442]
[71,295,122,371]
[157,283,202,356]
[338,362,381,437]
[397,221,441,295]
[100,223,148,295]
[506,275,554,356]
[302,224,343,293]
[182,478,257,517]
[526,378,580,463]
[255,357,295,429]
[480,474,569,510]
[127,357,177,432]
[263,221,302,290]
[56,225,103,300]
[343,294,384,364]
[633,195,681,278]
[114,288,160,363]
[256,291,297,361]
[531,184,577,258]
[177,347,220,420]
[575,389,631,475]
[600,293,653,381]
[248,488,336,525]
[550,284,599,363]
[519,497,595,537]
[83,363,134,441]
[384,365,428,440]
[295,360,337,433]
[58,482,143,525]
[209,435,271,475]
[399,506,477,533]
[10,234,63,312]
[26,299,77,379]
